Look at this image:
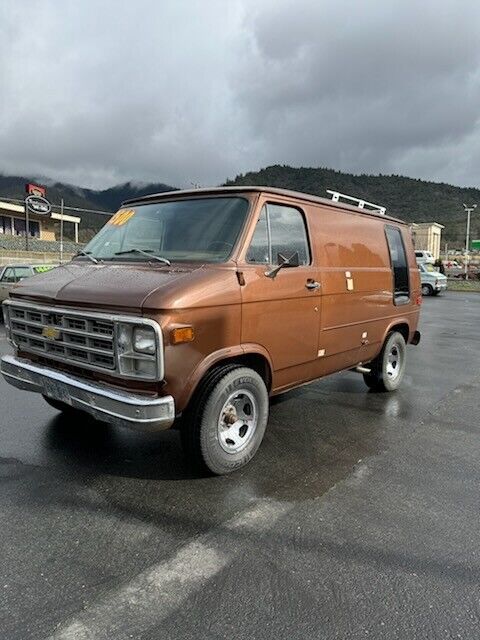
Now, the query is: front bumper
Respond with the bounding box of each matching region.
[435,281,448,291]
[0,354,175,432]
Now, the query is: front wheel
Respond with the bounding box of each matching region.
[363,332,407,392]
[181,365,269,475]
[421,283,433,296]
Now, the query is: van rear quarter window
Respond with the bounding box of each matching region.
[385,225,410,304]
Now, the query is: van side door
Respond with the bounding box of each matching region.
[316,209,394,374]
[239,201,322,390]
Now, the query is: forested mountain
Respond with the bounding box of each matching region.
[0,175,175,240]
[1,166,479,244]
[226,165,480,244]
[82,181,176,212]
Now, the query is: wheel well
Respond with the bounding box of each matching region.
[206,353,272,392]
[389,322,410,343]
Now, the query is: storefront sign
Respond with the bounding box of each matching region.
[25,183,46,197]
[25,195,52,216]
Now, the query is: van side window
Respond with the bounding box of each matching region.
[246,204,310,265]
[385,226,410,304]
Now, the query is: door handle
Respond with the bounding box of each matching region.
[305,280,321,290]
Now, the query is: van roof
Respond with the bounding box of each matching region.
[123,186,406,225]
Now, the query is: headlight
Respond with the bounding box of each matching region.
[115,321,160,380]
[133,326,156,354]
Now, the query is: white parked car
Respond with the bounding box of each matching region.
[415,250,435,264]
[419,263,447,296]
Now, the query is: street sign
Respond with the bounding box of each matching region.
[25,194,51,216]
[472,239,480,250]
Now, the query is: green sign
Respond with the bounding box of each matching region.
[472,240,480,250]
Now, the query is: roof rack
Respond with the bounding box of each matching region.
[326,190,386,215]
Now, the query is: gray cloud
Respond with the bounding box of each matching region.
[1,0,480,189]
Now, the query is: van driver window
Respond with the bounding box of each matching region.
[246,204,310,265]
[385,226,410,304]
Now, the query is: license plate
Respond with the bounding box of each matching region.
[43,379,71,405]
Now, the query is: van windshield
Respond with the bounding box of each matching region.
[423,263,436,272]
[81,197,249,263]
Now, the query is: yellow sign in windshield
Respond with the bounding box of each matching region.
[109,209,136,226]
[33,265,55,274]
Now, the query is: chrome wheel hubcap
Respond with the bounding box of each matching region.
[218,389,258,454]
[386,343,401,380]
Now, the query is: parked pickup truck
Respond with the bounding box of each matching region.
[1,187,421,474]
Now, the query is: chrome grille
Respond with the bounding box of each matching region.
[8,303,116,372]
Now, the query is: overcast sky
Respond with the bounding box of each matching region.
[1,0,480,190]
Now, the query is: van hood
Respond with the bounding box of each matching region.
[10,262,198,312]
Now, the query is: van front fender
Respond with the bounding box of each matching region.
[174,343,273,414]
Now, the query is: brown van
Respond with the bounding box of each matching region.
[1,187,421,474]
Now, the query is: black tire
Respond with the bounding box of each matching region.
[363,331,407,392]
[42,395,84,416]
[421,283,433,296]
[181,364,269,475]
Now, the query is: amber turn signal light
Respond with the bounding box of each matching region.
[171,326,195,345]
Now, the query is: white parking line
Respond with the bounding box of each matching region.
[49,500,290,640]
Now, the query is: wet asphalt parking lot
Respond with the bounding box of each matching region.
[1,293,480,640]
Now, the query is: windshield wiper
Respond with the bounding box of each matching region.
[114,248,171,265]
[74,250,99,264]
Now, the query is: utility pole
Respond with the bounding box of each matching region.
[463,203,477,280]
[25,196,30,252]
[60,198,64,264]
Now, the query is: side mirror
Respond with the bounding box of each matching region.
[265,252,300,279]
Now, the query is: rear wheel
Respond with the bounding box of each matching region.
[421,283,433,296]
[181,364,269,475]
[363,332,407,392]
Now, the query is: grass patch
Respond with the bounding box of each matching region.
[447,279,480,292]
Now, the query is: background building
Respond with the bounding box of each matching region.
[0,200,80,243]
[411,222,444,260]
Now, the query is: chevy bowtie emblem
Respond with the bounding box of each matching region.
[42,326,61,340]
